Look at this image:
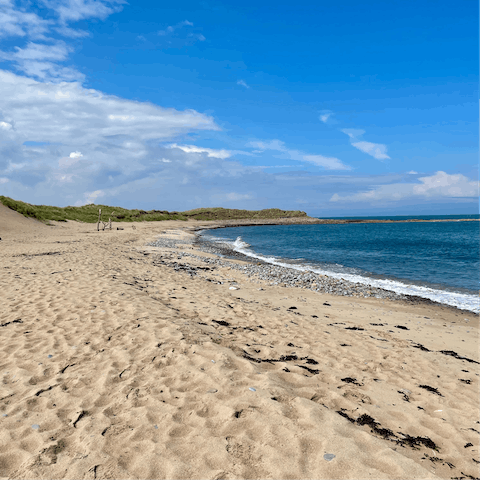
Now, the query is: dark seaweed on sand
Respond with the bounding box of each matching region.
[411,343,431,352]
[341,377,363,386]
[418,385,443,396]
[439,350,480,365]
[335,411,439,451]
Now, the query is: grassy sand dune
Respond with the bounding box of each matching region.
[0,196,308,224]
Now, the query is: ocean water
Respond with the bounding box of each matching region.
[200,218,480,313]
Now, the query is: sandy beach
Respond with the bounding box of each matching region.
[0,205,479,480]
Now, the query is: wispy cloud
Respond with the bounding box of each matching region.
[351,141,390,160]
[0,0,125,82]
[43,0,125,24]
[319,110,333,123]
[81,189,105,205]
[167,143,232,159]
[0,1,51,39]
[330,171,479,203]
[156,20,205,46]
[248,139,285,151]
[341,128,390,160]
[237,79,250,89]
[158,20,193,36]
[0,40,82,80]
[248,139,351,171]
[341,128,365,139]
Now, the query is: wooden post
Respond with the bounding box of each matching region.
[97,208,102,231]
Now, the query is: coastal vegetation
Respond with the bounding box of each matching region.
[0,196,307,223]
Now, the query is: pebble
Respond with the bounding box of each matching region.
[31,424,40,430]
[207,389,218,393]
[47,355,53,358]
[249,387,256,392]
[323,453,336,461]
[147,237,414,303]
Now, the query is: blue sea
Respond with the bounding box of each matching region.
[200,216,480,313]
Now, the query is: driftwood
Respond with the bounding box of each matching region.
[96,209,114,231]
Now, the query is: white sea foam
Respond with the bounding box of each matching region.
[233,236,251,249]
[204,234,479,314]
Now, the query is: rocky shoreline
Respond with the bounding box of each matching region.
[146,234,466,311]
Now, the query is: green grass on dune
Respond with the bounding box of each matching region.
[0,196,187,223]
[0,196,307,223]
[181,207,307,220]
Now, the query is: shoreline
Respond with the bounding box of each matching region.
[1,215,479,480]
[187,224,479,315]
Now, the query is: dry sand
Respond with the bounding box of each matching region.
[0,204,479,480]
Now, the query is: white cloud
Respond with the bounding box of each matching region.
[0,1,51,39]
[351,141,390,160]
[0,177,9,184]
[247,138,351,171]
[158,19,193,36]
[159,158,171,163]
[0,70,218,144]
[341,128,390,160]
[319,110,334,123]
[302,154,350,169]
[0,40,82,81]
[0,0,125,82]
[10,41,70,61]
[413,171,478,197]
[80,189,105,205]
[237,79,250,89]
[319,113,330,123]
[168,143,231,159]
[248,139,286,151]
[45,0,126,24]
[330,171,479,203]
[341,128,365,139]
[407,170,418,174]
[0,69,220,199]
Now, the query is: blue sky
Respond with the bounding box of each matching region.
[0,0,478,216]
